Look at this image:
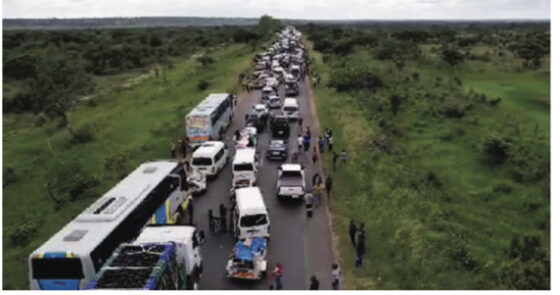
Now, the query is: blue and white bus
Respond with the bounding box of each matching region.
[185,93,236,147]
[28,160,193,290]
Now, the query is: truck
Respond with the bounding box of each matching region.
[276,164,306,199]
[87,225,204,290]
[225,238,268,280]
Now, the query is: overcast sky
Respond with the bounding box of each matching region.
[2,0,550,19]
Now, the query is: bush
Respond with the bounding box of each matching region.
[3,166,18,188]
[482,135,510,164]
[328,66,383,92]
[104,150,136,179]
[46,161,99,208]
[68,123,96,145]
[439,100,466,118]
[197,79,210,91]
[10,219,40,247]
[196,55,215,66]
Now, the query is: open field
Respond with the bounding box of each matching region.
[305,24,549,289]
[2,43,256,289]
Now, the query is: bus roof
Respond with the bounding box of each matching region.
[233,148,256,165]
[135,225,196,246]
[30,161,179,258]
[235,187,267,215]
[186,93,231,118]
[192,141,224,158]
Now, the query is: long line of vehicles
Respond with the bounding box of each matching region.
[29,26,307,290]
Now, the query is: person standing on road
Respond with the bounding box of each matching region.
[331,263,342,290]
[325,175,333,198]
[186,195,194,225]
[306,126,311,138]
[333,151,339,172]
[273,263,284,290]
[304,134,311,152]
[319,136,326,154]
[349,220,357,248]
[312,171,321,187]
[304,190,314,218]
[297,134,304,152]
[312,147,318,166]
[310,275,320,290]
[219,204,227,233]
[298,118,303,134]
[208,209,216,235]
[356,234,366,268]
[313,181,323,208]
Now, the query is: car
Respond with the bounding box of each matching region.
[276,164,306,199]
[268,96,282,109]
[252,104,269,120]
[267,140,288,161]
[285,86,299,97]
[235,127,258,149]
[245,112,266,133]
[261,86,276,101]
[269,113,290,138]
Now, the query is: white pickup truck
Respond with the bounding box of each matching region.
[276,164,306,199]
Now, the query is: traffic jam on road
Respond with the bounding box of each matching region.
[28,27,330,291]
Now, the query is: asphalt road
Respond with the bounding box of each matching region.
[182,75,335,290]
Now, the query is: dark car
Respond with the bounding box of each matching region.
[245,112,266,133]
[285,86,299,97]
[268,96,282,109]
[267,140,288,161]
[269,113,290,138]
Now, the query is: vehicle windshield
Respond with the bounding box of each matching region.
[283,106,298,112]
[234,163,254,171]
[32,258,84,279]
[192,157,212,166]
[281,171,302,178]
[240,214,268,227]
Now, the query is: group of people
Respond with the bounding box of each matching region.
[349,220,367,268]
[267,262,342,290]
[207,204,233,235]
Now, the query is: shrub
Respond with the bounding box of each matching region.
[196,55,215,66]
[10,219,40,247]
[426,171,443,188]
[46,161,99,208]
[489,97,502,106]
[3,166,18,188]
[482,135,510,164]
[197,79,210,91]
[328,66,383,92]
[68,123,96,145]
[105,150,136,179]
[439,100,466,118]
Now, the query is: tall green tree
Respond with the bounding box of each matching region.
[27,48,94,126]
[258,15,282,36]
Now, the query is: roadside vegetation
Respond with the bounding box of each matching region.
[2,16,282,289]
[304,23,550,289]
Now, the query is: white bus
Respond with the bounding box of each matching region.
[185,93,236,147]
[29,161,194,290]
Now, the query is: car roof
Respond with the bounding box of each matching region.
[192,141,224,157]
[235,187,267,214]
[281,163,303,171]
[234,148,256,164]
[284,98,298,106]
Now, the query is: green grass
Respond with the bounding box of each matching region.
[2,43,256,290]
[306,37,550,290]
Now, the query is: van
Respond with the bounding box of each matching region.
[232,148,258,188]
[190,141,229,178]
[282,98,299,120]
[233,187,270,239]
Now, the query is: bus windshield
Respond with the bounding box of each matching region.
[192,157,212,166]
[240,214,268,227]
[32,258,84,279]
[234,163,253,172]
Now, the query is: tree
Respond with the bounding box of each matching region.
[390,94,403,116]
[196,55,215,66]
[258,15,282,36]
[441,48,465,67]
[27,48,94,126]
[511,34,549,68]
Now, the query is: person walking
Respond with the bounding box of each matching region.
[313,181,323,208]
[356,235,366,268]
[349,220,357,248]
[331,263,342,290]
[298,118,303,134]
[325,175,333,198]
[297,134,304,152]
[328,135,334,152]
[219,204,227,233]
[186,195,194,225]
[341,149,348,165]
[170,142,176,158]
[273,263,284,290]
[306,126,311,138]
[312,171,321,187]
[312,148,318,166]
[310,275,320,290]
[304,190,314,218]
[319,137,325,154]
[333,151,339,172]
[208,209,217,235]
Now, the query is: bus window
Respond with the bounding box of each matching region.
[32,258,84,279]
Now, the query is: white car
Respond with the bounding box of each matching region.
[276,164,306,199]
[252,104,269,119]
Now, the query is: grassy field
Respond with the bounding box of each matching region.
[2,43,256,289]
[306,35,550,289]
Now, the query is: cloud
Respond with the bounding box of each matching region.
[2,0,550,19]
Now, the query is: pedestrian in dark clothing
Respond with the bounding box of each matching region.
[180,139,187,159]
[310,276,320,290]
[208,209,216,234]
[171,142,176,158]
[219,204,227,233]
[325,176,332,198]
[306,127,311,137]
[328,136,333,152]
[187,196,194,225]
[356,237,366,268]
[319,137,326,153]
[303,134,311,152]
[333,152,339,172]
[273,263,284,290]
[358,223,366,242]
[198,230,206,244]
[312,148,318,166]
[312,171,321,186]
[298,118,303,133]
[349,220,357,248]
[229,206,235,236]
